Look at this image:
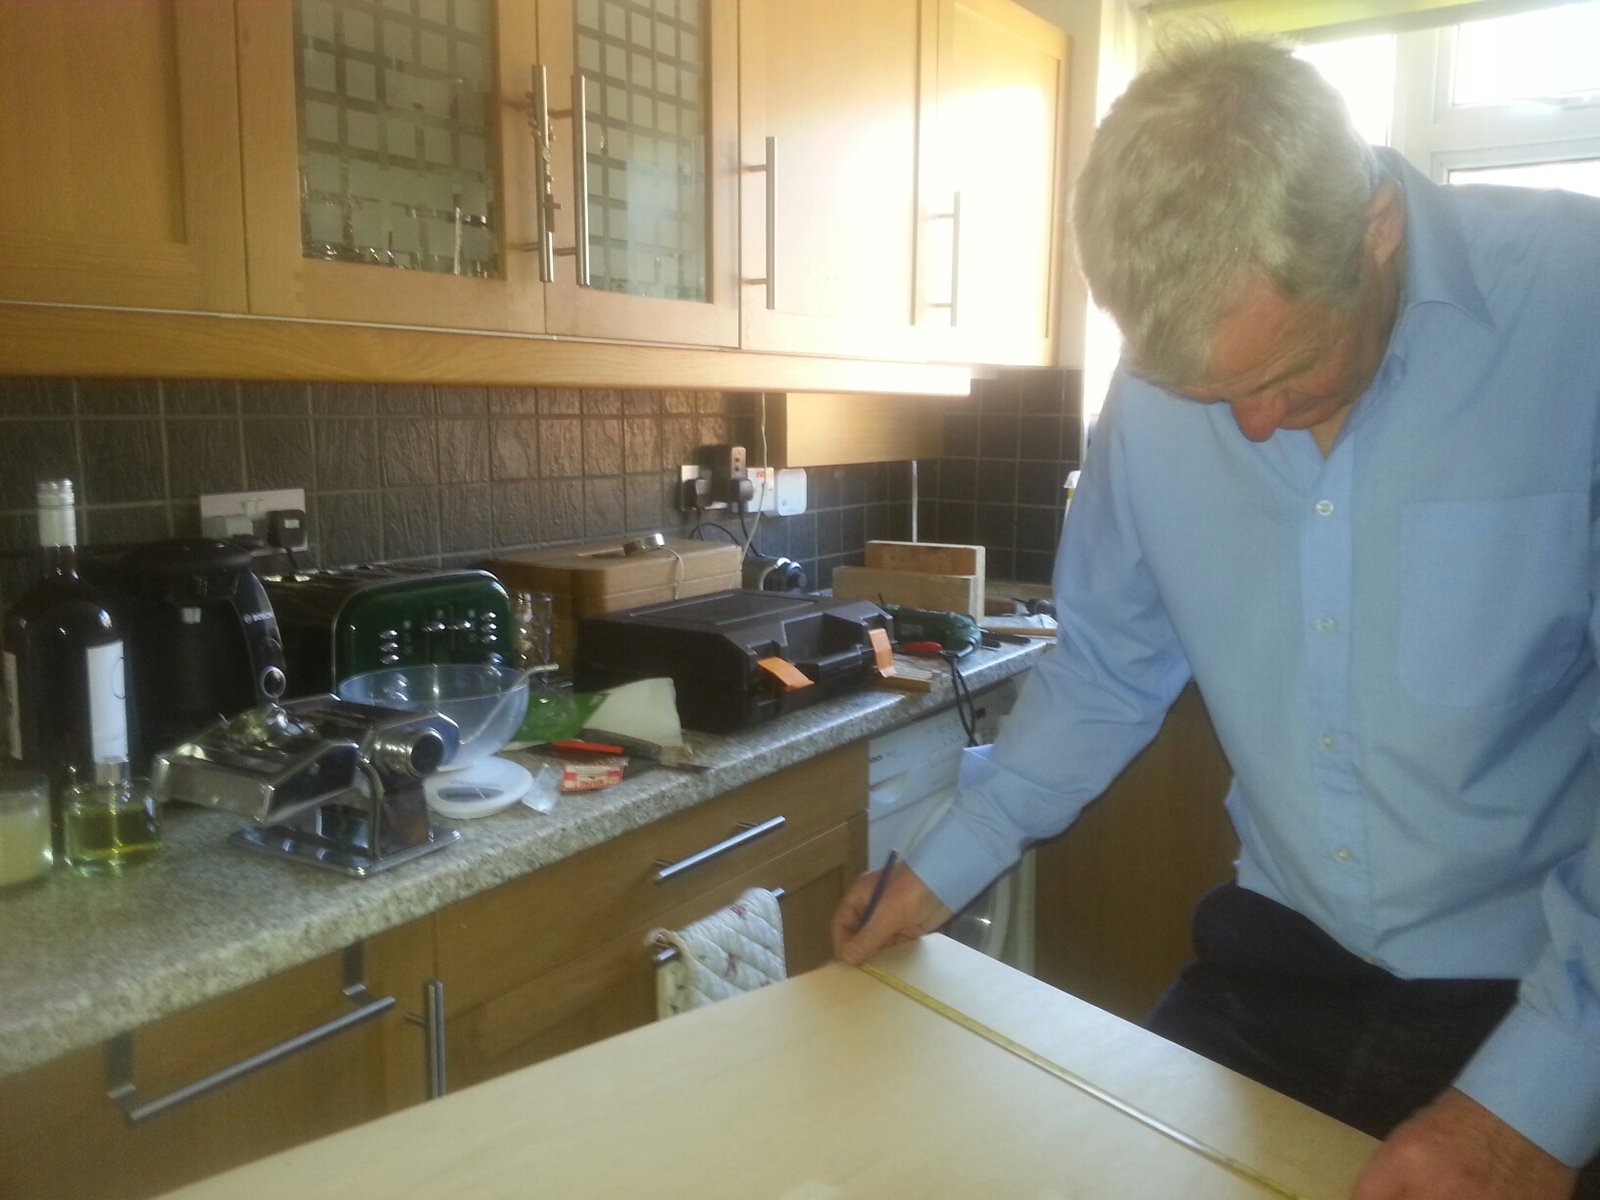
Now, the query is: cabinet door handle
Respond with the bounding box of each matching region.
[567,73,593,287]
[744,136,777,309]
[420,979,448,1100]
[653,814,787,883]
[521,65,558,282]
[106,944,393,1126]
[930,191,962,326]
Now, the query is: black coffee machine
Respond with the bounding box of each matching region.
[116,539,288,766]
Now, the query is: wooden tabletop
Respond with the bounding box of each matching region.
[157,936,1377,1199]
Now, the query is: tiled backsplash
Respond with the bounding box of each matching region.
[923,368,1084,585]
[0,369,1079,607]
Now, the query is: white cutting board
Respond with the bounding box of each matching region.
[157,937,1376,1199]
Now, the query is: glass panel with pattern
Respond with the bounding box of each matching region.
[574,0,709,301]
[294,0,502,277]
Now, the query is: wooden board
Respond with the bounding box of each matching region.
[154,937,1376,1200]
[831,564,982,620]
[865,540,984,578]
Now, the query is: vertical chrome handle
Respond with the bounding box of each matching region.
[745,135,776,309]
[406,977,449,1099]
[525,65,557,282]
[931,191,962,327]
[422,979,447,1099]
[569,74,592,288]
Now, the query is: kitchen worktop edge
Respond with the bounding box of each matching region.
[0,641,1044,1079]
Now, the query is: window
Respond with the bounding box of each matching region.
[1296,1,1600,199]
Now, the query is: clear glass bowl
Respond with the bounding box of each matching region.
[338,663,531,772]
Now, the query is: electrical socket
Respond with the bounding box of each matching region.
[677,465,807,515]
[199,488,309,551]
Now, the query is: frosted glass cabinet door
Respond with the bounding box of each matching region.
[237,0,548,333]
[537,0,738,346]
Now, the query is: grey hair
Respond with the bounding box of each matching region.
[1071,28,1380,390]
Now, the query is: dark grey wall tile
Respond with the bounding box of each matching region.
[83,504,171,547]
[316,492,383,566]
[438,418,489,484]
[540,479,584,543]
[491,417,540,481]
[240,381,310,416]
[167,420,244,500]
[490,387,539,415]
[81,420,165,505]
[538,388,583,415]
[165,380,240,416]
[440,483,493,554]
[623,417,659,473]
[311,382,377,415]
[383,487,440,560]
[377,384,434,416]
[625,473,670,532]
[315,418,383,491]
[0,377,74,416]
[583,478,625,537]
[244,419,314,491]
[492,481,542,548]
[540,418,583,477]
[79,379,159,416]
[435,385,488,415]
[583,417,623,476]
[0,422,77,509]
[381,418,440,487]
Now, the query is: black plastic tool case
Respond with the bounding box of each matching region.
[574,589,891,732]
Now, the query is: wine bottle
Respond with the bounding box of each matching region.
[1,480,130,853]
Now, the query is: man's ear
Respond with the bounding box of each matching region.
[1365,179,1405,268]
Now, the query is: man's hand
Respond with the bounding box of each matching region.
[1350,1089,1577,1200]
[830,860,953,965]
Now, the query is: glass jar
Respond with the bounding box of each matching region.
[62,774,161,875]
[0,771,54,889]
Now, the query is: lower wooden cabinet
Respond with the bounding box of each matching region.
[437,741,869,1088]
[0,920,436,1200]
[1031,683,1237,1023]
[0,741,869,1199]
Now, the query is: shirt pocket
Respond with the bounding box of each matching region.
[1399,492,1590,709]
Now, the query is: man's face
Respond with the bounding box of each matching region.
[1174,180,1406,448]
[1178,284,1384,444]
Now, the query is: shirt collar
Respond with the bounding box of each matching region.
[1376,146,1494,331]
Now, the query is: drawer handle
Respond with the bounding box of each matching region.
[653,815,787,884]
[105,944,395,1127]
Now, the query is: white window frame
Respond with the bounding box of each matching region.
[1390,23,1600,184]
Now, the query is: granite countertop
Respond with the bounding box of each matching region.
[0,640,1045,1079]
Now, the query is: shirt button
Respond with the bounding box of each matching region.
[1319,733,1337,750]
[1316,617,1337,633]
[1315,499,1335,516]
[1334,847,1354,863]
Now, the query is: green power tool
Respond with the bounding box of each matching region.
[882,604,983,655]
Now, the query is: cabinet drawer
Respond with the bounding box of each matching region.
[437,740,867,1015]
[447,812,866,1087]
[0,921,433,1200]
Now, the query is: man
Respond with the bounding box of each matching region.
[832,31,1600,1200]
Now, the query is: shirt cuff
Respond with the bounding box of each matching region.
[1454,999,1600,1167]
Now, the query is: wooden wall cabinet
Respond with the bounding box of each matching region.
[0,921,437,1200]
[737,0,932,361]
[0,0,248,313]
[236,0,740,345]
[922,0,1068,366]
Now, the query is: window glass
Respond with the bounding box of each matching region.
[1448,158,1600,195]
[1452,1,1600,106]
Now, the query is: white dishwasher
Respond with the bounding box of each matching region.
[866,674,1035,973]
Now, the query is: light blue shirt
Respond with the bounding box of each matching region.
[910,150,1600,1165]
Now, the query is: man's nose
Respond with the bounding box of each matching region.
[1231,392,1291,441]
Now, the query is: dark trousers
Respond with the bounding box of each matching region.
[1143,883,1600,1197]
